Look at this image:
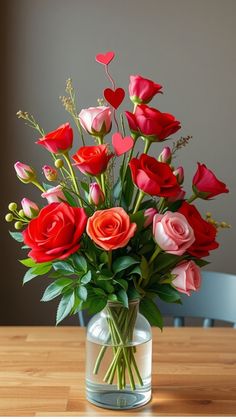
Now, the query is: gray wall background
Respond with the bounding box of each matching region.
[1,0,235,325]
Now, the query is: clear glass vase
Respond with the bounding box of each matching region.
[86,299,152,410]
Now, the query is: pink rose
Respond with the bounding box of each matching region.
[144,208,157,227]
[14,162,36,183]
[89,182,105,206]
[41,185,66,204]
[171,260,201,296]
[129,75,162,104]
[153,211,195,255]
[21,198,39,218]
[79,106,112,137]
[157,146,172,164]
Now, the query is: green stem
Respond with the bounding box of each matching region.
[132,191,145,213]
[149,245,162,264]
[144,138,152,154]
[31,180,45,193]
[107,251,112,270]
[187,193,197,203]
[63,152,82,206]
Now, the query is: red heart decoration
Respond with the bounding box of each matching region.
[95,51,115,65]
[112,132,134,156]
[104,88,125,109]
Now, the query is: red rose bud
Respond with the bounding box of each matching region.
[79,106,112,137]
[129,75,163,104]
[72,144,113,176]
[89,182,105,206]
[144,208,157,227]
[43,165,58,182]
[36,123,73,154]
[192,162,229,199]
[173,166,184,184]
[21,198,39,218]
[158,146,172,164]
[125,104,181,142]
[14,162,36,183]
[129,154,181,197]
[41,185,66,204]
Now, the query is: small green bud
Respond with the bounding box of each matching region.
[14,221,23,230]
[55,159,64,169]
[19,209,25,217]
[5,213,13,222]
[8,202,17,212]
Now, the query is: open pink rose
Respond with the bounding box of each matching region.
[153,211,195,255]
[171,260,201,296]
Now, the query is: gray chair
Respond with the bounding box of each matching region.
[157,271,236,328]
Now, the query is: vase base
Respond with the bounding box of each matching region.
[86,381,151,410]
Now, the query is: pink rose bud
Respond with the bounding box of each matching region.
[43,165,58,182]
[167,189,186,203]
[129,75,163,104]
[21,198,40,218]
[14,162,36,183]
[173,166,184,184]
[158,146,172,164]
[153,211,195,256]
[79,106,112,137]
[41,185,66,204]
[144,208,158,227]
[171,260,201,296]
[89,182,105,206]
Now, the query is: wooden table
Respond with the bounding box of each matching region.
[0,327,236,416]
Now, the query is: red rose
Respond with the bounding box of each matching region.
[192,162,229,199]
[36,123,73,153]
[178,201,219,258]
[125,104,181,141]
[129,75,162,104]
[23,202,87,263]
[129,154,181,197]
[72,144,113,176]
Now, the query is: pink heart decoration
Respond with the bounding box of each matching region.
[104,88,125,109]
[112,132,134,156]
[95,51,115,65]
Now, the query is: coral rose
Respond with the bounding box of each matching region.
[36,123,73,153]
[87,207,137,251]
[23,202,87,262]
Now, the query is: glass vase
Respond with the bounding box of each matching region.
[86,299,152,410]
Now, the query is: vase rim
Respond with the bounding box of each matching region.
[106,298,140,308]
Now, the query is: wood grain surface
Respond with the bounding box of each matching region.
[0,326,236,416]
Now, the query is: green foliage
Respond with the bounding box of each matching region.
[53,261,75,274]
[9,231,24,242]
[41,278,73,302]
[63,189,77,207]
[148,283,181,303]
[23,263,52,284]
[112,256,139,274]
[117,289,129,308]
[140,297,163,329]
[80,270,92,284]
[71,254,87,272]
[56,290,75,325]
[130,211,145,232]
[77,285,88,301]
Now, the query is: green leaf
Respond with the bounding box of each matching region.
[9,231,23,242]
[53,261,75,274]
[23,268,38,284]
[43,182,54,191]
[113,279,128,291]
[148,283,181,303]
[113,256,138,274]
[56,290,75,325]
[130,211,145,232]
[63,189,77,207]
[72,254,87,272]
[31,264,51,275]
[41,278,73,302]
[97,269,113,281]
[127,287,141,300]
[129,265,142,276]
[140,297,163,329]
[113,178,122,201]
[87,297,107,315]
[94,288,106,297]
[123,167,134,208]
[80,181,89,193]
[77,285,88,301]
[108,293,118,302]
[117,289,128,308]
[81,270,92,284]
[140,256,149,280]
[194,259,210,267]
[19,258,37,268]
[153,253,184,274]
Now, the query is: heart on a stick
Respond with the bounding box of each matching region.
[95,51,115,65]
[104,88,125,109]
[112,132,134,156]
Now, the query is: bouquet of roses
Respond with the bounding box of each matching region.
[5,51,229,391]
